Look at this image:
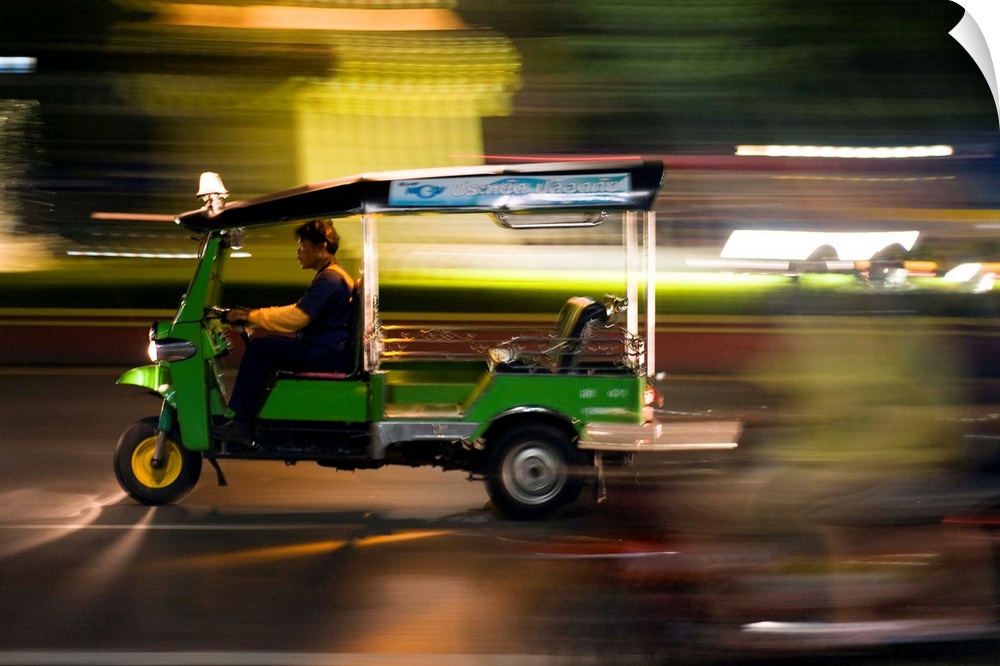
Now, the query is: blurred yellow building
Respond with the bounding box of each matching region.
[113,0,521,181]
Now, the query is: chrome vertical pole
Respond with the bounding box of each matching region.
[645,210,656,377]
[624,210,641,370]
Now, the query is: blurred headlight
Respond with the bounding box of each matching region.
[148,339,197,363]
[147,325,196,362]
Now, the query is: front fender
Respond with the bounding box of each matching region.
[118,364,175,406]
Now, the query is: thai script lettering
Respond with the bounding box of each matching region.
[449,176,627,198]
[389,173,632,208]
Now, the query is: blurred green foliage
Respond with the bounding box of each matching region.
[1,0,993,156]
[466,0,995,149]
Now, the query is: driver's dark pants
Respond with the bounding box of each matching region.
[228,334,346,422]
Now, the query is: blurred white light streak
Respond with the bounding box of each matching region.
[742,618,996,645]
[773,175,955,183]
[451,154,644,162]
[685,257,791,272]
[944,263,984,283]
[0,56,36,73]
[721,230,919,261]
[943,263,996,293]
[735,145,954,159]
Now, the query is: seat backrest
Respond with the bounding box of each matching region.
[345,276,364,376]
[552,296,608,370]
[280,275,363,381]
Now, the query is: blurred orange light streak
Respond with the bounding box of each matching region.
[167,530,451,568]
[172,540,347,569]
[352,529,452,548]
[153,4,468,31]
[90,212,175,222]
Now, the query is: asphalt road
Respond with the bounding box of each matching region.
[2,368,1000,666]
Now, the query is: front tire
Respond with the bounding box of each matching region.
[485,422,586,520]
[114,416,202,505]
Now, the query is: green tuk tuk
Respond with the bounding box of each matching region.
[114,160,739,518]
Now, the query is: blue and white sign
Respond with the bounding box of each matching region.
[388,173,633,208]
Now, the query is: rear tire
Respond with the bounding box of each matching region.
[485,422,585,520]
[114,416,202,505]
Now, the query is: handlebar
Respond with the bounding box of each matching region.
[204,306,250,345]
[205,306,229,321]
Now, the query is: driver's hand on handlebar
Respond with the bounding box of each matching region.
[224,307,251,326]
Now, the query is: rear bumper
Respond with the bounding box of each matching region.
[579,419,741,452]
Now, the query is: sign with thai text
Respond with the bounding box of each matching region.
[388,173,632,208]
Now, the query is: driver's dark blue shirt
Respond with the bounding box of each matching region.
[296,263,353,355]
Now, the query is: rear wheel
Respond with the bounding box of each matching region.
[485,422,585,520]
[114,416,202,505]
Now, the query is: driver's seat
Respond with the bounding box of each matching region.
[280,276,364,380]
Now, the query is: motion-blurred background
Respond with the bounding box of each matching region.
[0,0,997,368]
[0,0,995,303]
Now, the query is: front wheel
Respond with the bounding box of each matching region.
[485,422,586,520]
[114,416,202,505]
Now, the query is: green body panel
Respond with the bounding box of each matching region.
[175,236,227,324]
[380,361,490,413]
[388,382,477,406]
[369,359,644,441]
[259,379,369,422]
[169,237,232,451]
[167,326,216,451]
[384,362,488,405]
[465,373,646,429]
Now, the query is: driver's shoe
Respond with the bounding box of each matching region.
[211,419,255,446]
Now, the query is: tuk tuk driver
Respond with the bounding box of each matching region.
[212,219,355,444]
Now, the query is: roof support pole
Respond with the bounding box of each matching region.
[361,212,380,372]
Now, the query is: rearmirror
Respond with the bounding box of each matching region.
[224,227,245,251]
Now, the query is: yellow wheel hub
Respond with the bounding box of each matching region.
[131,436,183,489]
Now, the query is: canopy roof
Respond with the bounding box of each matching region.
[175,160,664,232]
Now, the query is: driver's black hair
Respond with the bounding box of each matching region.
[295,219,339,254]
